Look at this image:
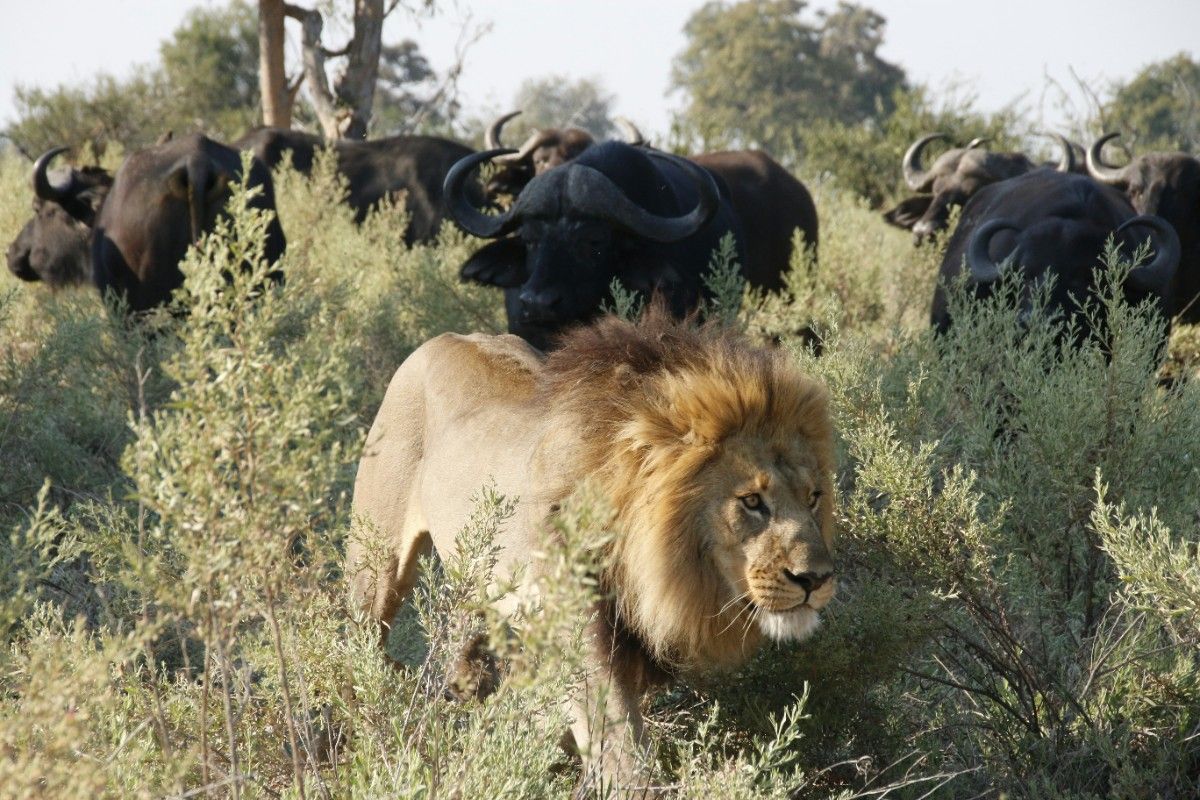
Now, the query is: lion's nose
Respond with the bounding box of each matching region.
[783,569,832,594]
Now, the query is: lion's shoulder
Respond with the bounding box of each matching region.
[410,331,545,403]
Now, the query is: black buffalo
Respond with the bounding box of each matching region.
[1087,133,1200,323]
[234,128,479,243]
[92,132,286,313]
[7,148,112,287]
[885,133,1076,243]
[932,170,1179,339]
[485,113,817,291]
[692,149,818,290]
[444,141,742,350]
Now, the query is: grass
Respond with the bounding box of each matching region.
[0,146,1197,799]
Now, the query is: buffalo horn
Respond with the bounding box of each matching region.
[1050,133,1076,173]
[442,149,522,238]
[562,151,719,243]
[1118,215,1180,296]
[1087,132,1128,186]
[32,146,73,202]
[614,117,646,146]
[484,110,522,150]
[966,218,1021,284]
[903,133,949,191]
[965,136,990,150]
[494,130,544,165]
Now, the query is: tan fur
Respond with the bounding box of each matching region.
[348,308,837,790]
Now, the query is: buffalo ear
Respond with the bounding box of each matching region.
[882,195,933,230]
[460,237,528,288]
[167,165,190,200]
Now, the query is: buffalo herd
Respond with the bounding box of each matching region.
[4,113,1195,351]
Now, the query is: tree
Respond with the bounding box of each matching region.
[7,72,169,160]
[160,0,261,136]
[510,76,616,139]
[6,1,263,157]
[370,39,442,135]
[1105,53,1200,153]
[255,1,437,140]
[670,0,906,154]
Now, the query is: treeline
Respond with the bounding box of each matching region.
[4,0,1199,205]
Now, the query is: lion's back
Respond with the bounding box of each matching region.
[350,332,546,573]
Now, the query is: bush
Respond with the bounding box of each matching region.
[0,136,1198,799]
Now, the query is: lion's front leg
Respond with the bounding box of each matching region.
[566,614,665,798]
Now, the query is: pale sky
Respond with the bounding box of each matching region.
[2,0,1197,142]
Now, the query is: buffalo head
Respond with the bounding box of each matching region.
[482,111,596,201]
[884,133,1074,244]
[7,147,111,287]
[445,141,723,349]
[1088,133,1200,321]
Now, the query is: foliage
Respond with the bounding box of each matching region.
[801,85,1027,207]
[1,98,1199,797]
[500,75,618,141]
[1105,52,1200,153]
[158,0,261,137]
[370,39,452,136]
[670,1,906,154]
[5,1,258,156]
[6,72,169,159]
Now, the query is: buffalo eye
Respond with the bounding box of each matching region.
[740,493,768,515]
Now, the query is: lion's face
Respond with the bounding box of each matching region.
[703,433,835,644]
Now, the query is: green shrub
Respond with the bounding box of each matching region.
[0,137,1197,799]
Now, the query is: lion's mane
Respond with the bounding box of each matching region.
[543,309,835,670]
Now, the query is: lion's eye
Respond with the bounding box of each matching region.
[740,493,767,514]
[809,490,823,510]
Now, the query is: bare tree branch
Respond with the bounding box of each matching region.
[399,14,492,135]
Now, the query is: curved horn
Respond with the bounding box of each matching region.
[484,110,522,150]
[614,116,646,146]
[32,146,72,201]
[965,136,990,150]
[493,130,544,165]
[1117,214,1180,296]
[1087,132,1128,185]
[443,148,523,239]
[563,151,719,244]
[966,218,1021,284]
[1047,133,1076,173]
[903,133,949,191]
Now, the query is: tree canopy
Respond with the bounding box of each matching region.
[159,0,260,136]
[670,0,906,154]
[1105,52,1200,153]
[511,76,617,139]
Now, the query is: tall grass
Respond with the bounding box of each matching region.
[0,147,1197,799]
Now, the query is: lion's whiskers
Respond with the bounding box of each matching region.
[715,594,755,638]
[712,590,750,620]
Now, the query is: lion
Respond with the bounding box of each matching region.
[348,308,837,792]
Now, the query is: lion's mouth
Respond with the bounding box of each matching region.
[753,602,822,643]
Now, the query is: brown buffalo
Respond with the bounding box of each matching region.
[235,128,482,243]
[884,133,1076,243]
[7,148,112,288]
[1088,132,1200,323]
[92,133,286,313]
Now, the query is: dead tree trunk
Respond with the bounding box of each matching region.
[285,0,386,141]
[258,0,292,127]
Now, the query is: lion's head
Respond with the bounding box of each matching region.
[545,309,836,670]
